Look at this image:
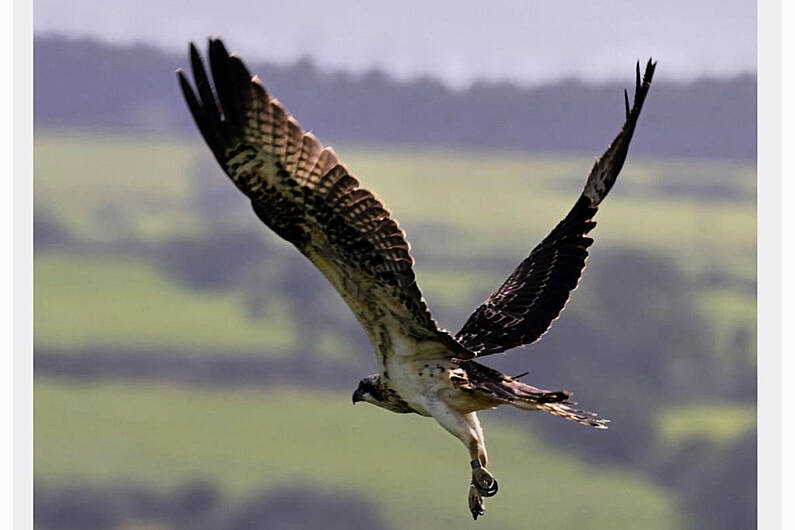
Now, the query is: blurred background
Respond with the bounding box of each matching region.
[33,2,756,529]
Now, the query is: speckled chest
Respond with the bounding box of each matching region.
[382,357,465,416]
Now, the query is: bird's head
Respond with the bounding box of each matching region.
[352,374,383,406]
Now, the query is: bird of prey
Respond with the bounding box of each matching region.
[177,38,655,520]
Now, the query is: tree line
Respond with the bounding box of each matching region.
[35,35,756,160]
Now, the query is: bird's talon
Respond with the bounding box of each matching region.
[482,477,498,497]
[472,467,499,497]
[468,484,485,520]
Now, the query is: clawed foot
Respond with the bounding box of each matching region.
[468,463,499,520]
[472,466,499,497]
[468,484,485,520]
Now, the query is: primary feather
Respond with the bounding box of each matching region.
[178,39,655,520]
[177,39,471,368]
[455,60,656,356]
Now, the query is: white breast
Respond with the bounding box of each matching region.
[383,354,458,417]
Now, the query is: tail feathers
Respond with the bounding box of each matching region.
[507,385,610,429]
[461,362,610,428]
[538,402,610,429]
[499,384,572,405]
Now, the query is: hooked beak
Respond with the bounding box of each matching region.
[352,389,363,404]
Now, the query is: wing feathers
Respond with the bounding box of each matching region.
[189,44,222,129]
[179,38,471,361]
[583,59,656,207]
[456,60,655,356]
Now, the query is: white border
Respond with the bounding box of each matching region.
[3,0,16,526]
[759,0,784,528]
[13,0,783,527]
[13,0,34,527]
[780,0,793,527]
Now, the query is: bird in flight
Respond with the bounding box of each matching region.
[177,38,655,520]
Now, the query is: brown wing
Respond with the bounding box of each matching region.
[177,38,471,362]
[456,59,656,356]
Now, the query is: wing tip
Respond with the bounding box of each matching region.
[207,35,226,48]
[209,36,231,62]
[188,41,202,71]
[623,88,630,119]
[627,57,656,115]
[582,58,656,206]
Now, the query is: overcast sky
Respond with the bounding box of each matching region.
[35,0,756,88]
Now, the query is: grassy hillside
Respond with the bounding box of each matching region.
[35,378,680,530]
[34,133,755,278]
[33,131,756,529]
[34,132,756,360]
[656,403,755,447]
[34,254,293,352]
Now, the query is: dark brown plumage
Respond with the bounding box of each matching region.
[177,39,655,520]
[178,38,470,366]
[456,60,656,356]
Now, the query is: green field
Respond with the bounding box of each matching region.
[35,378,680,530]
[34,254,294,353]
[34,132,756,358]
[656,403,755,447]
[33,131,756,529]
[35,133,755,278]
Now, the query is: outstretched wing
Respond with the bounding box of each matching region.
[177,38,471,363]
[455,60,656,357]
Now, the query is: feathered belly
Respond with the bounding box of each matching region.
[383,356,467,416]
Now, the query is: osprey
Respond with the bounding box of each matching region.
[177,39,655,520]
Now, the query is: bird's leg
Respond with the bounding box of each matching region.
[463,412,496,521]
[463,412,498,498]
[424,400,497,520]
